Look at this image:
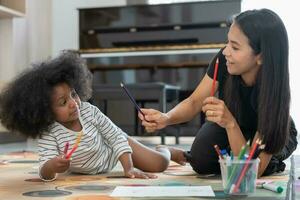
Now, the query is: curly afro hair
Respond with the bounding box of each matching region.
[0,51,92,138]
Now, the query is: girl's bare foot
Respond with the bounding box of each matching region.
[156,145,187,165]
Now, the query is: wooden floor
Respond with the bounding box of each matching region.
[0,137,291,200]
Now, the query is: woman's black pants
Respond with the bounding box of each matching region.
[185,121,296,175]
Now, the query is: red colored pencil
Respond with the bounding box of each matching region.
[210,58,219,96]
[233,139,261,193]
[214,144,224,159]
[63,142,69,155]
[65,145,78,160]
[65,131,83,159]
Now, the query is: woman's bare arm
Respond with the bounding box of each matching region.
[166,74,214,125]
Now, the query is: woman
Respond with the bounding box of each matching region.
[139,9,298,177]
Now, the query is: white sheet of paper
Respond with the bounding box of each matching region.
[110,186,215,197]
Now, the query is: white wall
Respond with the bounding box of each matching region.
[52,0,126,57]
[13,17,28,73]
[0,17,28,83]
[242,0,300,128]
[26,0,52,63]
[0,19,14,83]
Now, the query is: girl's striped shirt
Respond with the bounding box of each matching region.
[38,102,132,181]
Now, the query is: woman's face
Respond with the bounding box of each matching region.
[51,83,81,127]
[222,22,262,86]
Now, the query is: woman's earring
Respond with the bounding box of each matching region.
[257,60,262,66]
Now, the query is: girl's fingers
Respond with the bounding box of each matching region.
[134,172,149,179]
[57,160,70,168]
[136,172,157,179]
[145,173,157,179]
[126,171,135,179]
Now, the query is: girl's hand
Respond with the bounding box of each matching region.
[124,168,157,179]
[48,155,70,173]
[202,96,236,129]
[138,108,169,133]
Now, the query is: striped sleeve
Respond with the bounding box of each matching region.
[38,132,59,181]
[91,104,132,159]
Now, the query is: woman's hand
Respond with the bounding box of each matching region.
[202,96,237,129]
[124,167,157,179]
[138,108,169,133]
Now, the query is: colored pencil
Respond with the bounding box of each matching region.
[210,58,219,96]
[65,131,83,160]
[65,145,78,160]
[214,144,224,159]
[253,144,265,159]
[63,142,69,155]
[120,82,145,116]
[74,131,83,147]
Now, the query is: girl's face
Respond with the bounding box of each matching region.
[222,22,262,86]
[51,83,81,128]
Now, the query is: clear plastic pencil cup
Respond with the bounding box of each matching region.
[219,158,260,195]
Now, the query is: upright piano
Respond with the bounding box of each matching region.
[78,0,241,140]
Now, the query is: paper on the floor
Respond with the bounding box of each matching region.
[110,186,215,197]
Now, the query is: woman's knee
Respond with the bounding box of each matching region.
[188,122,228,174]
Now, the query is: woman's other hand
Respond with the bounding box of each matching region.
[202,96,237,129]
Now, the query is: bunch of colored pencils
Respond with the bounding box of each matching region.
[232,139,262,193]
[216,139,264,194]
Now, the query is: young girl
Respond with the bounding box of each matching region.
[139,9,298,177]
[0,52,171,181]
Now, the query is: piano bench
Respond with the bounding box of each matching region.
[91,82,181,144]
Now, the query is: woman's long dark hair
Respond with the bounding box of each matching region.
[224,9,290,154]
